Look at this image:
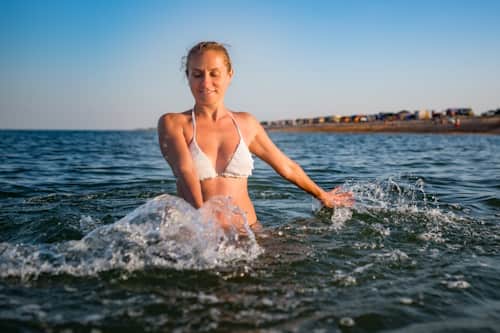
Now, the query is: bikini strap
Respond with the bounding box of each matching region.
[191,109,197,141]
[228,112,243,140]
[192,109,242,141]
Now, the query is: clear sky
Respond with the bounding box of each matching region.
[1,0,499,129]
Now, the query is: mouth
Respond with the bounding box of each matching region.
[199,89,216,95]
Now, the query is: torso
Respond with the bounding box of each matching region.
[175,110,260,230]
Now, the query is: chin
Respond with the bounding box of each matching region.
[196,97,219,105]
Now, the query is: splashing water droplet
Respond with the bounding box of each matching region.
[312,198,353,231]
[339,317,355,327]
[0,194,263,280]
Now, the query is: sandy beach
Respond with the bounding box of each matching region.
[267,116,500,134]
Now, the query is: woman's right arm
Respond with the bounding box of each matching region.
[157,114,203,208]
[247,114,353,208]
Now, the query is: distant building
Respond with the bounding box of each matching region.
[397,110,413,120]
[432,111,443,119]
[325,115,341,123]
[378,112,396,121]
[313,117,325,124]
[446,108,474,117]
[482,108,500,117]
[352,115,368,123]
[260,106,484,129]
[415,110,432,120]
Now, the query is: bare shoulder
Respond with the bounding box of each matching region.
[231,111,261,129]
[158,110,191,133]
[231,111,267,146]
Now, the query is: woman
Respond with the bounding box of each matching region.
[158,41,353,231]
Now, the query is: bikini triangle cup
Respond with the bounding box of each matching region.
[189,109,254,180]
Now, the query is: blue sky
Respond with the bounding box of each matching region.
[1,0,499,129]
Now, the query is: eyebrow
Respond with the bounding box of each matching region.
[191,67,221,72]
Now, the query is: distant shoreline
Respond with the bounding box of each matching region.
[266,117,500,135]
[1,116,499,134]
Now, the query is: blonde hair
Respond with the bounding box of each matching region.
[183,41,232,76]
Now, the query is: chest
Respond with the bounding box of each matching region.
[188,118,246,167]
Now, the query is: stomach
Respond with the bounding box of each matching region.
[199,177,260,231]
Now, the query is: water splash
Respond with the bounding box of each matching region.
[345,177,475,244]
[309,176,482,254]
[346,176,434,214]
[0,194,263,280]
[311,199,353,231]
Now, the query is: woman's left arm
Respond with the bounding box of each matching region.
[247,115,354,208]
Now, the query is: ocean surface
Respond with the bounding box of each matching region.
[0,130,499,332]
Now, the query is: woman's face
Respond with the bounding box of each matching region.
[187,50,233,106]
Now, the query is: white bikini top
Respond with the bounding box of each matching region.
[189,109,254,180]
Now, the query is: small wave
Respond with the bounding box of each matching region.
[0,194,263,280]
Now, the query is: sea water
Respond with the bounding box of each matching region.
[0,130,499,332]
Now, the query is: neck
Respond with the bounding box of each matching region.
[193,103,228,121]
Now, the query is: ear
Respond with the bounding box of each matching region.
[228,69,234,80]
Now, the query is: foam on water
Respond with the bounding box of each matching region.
[308,176,486,288]
[345,177,475,244]
[346,177,432,213]
[309,176,476,252]
[0,194,263,280]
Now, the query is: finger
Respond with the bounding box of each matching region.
[332,188,351,195]
[335,186,346,192]
[335,193,352,199]
[330,188,340,194]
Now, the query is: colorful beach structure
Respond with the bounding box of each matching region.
[259,108,500,134]
[260,107,491,129]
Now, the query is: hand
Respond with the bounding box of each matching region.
[199,196,251,236]
[320,187,354,208]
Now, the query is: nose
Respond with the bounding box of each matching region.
[200,74,212,87]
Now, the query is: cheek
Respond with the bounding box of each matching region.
[217,78,230,87]
[188,78,200,89]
